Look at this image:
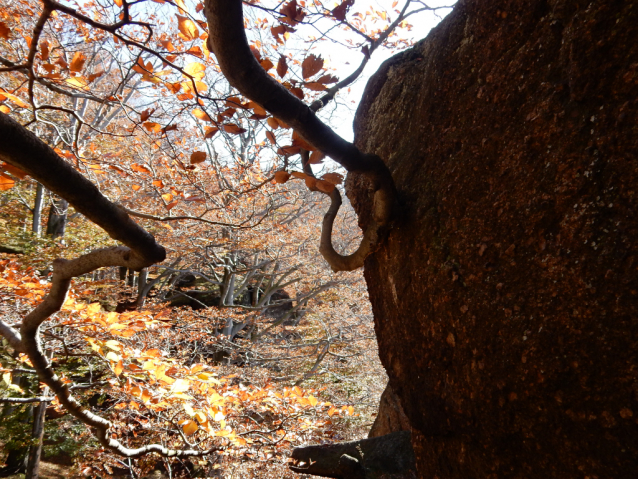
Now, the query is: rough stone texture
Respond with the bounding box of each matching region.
[368,383,411,438]
[348,0,638,477]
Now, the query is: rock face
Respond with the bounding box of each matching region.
[368,384,411,438]
[349,0,638,477]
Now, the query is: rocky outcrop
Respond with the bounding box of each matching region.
[348,0,638,477]
[368,383,411,438]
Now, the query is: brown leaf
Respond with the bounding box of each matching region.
[140,108,155,122]
[304,82,327,91]
[246,101,267,116]
[308,150,325,164]
[0,22,10,40]
[331,0,354,21]
[190,151,207,164]
[69,51,86,73]
[225,96,243,108]
[290,87,304,100]
[162,124,178,133]
[223,123,246,134]
[317,74,338,84]
[267,117,279,130]
[280,0,305,25]
[276,56,288,78]
[265,130,276,145]
[87,69,105,82]
[40,40,50,62]
[301,54,323,79]
[305,176,317,190]
[274,171,290,184]
[277,145,300,157]
[176,14,199,41]
[292,130,315,150]
[315,179,335,193]
[322,172,344,185]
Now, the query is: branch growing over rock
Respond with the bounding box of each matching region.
[203,0,395,271]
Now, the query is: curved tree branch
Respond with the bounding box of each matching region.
[0,112,219,458]
[204,0,395,271]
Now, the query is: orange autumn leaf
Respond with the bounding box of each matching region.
[1,163,28,179]
[131,163,151,174]
[0,173,15,191]
[265,130,276,145]
[70,51,86,73]
[192,108,212,122]
[260,58,274,71]
[176,14,199,41]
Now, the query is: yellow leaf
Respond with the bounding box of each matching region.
[161,193,173,202]
[176,14,199,41]
[183,402,195,417]
[192,108,212,122]
[104,340,121,351]
[194,411,207,424]
[65,76,89,89]
[171,378,190,393]
[183,62,206,81]
[114,360,123,376]
[105,351,120,362]
[308,395,318,407]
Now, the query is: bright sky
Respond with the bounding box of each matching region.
[311,0,457,142]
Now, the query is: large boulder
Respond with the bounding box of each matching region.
[349,0,638,477]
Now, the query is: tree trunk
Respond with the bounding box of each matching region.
[25,390,48,479]
[45,197,68,238]
[348,1,638,477]
[32,183,44,236]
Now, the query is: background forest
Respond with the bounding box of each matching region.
[0,0,451,477]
